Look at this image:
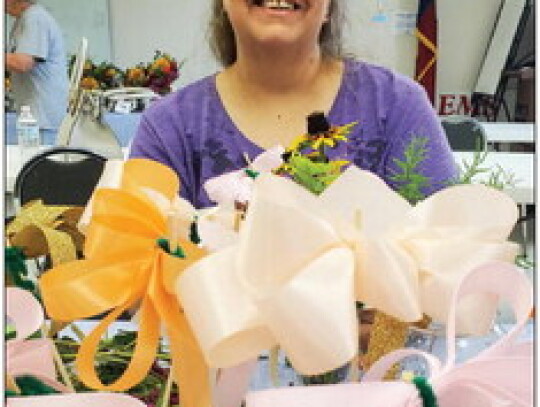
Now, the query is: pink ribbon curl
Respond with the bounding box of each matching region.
[244,262,533,407]
[6,287,146,407]
[6,287,70,394]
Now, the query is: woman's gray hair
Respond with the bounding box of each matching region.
[209,0,345,67]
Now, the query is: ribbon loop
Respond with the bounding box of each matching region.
[6,288,70,394]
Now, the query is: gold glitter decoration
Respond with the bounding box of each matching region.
[362,310,409,379]
[6,200,84,267]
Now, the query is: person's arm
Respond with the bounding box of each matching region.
[8,8,48,72]
[5,52,36,73]
[383,79,458,197]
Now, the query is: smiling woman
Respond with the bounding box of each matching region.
[210,0,344,66]
[129,0,458,209]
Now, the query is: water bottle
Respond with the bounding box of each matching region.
[16,105,40,163]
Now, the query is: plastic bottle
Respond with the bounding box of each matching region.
[16,105,40,163]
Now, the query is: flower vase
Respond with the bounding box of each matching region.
[299,362,351,385]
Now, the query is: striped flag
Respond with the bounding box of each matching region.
[415,0,437,105]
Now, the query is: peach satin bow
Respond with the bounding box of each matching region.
[40,159,211,407]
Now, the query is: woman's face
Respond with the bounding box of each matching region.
[223,0,332,54]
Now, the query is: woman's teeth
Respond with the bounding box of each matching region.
[252,0,301,11]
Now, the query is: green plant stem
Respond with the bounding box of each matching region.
[58,351,172,362]
[158,371,174,407]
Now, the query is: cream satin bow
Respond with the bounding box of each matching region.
[244,262,533,407]
[177,167,518,377]
[6,287,70,394]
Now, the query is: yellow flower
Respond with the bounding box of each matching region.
[287,133,310,151]
[105,68,116,77]
[311,121,358,150]
[80,76,99,90]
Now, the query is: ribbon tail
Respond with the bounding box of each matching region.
[154,285,211,407]
[76,297,161,391]
[154,249,212,407]
[167,321,212,407]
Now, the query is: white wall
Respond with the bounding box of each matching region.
[437,0,504,114]
[109,0,219,89]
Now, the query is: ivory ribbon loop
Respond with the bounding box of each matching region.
[244,262,532,407]
[319,166,518,334]
[40,159,212,407]
[179,172,359,376]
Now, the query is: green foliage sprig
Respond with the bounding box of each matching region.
[388,136,430,204]
[450,149,518,191]
[55,330,178,405]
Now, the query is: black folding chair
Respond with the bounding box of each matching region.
[11,146,107,273]
[14,146,107,207]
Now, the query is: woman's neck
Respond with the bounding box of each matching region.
[228,46,331,95]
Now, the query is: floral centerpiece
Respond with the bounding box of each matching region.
[124,50,182,95]
[4,110,530,407]
[68,50,182,95]
[67,55,124,90]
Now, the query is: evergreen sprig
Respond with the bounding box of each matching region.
[449,149,518,190]
[389,136,430,204]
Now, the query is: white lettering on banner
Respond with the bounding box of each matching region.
[438,94,473,116]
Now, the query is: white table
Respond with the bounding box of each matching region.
[453,151,534,205]
[56,320,533,390]
[5,147,534,205]
[479,122,535,144]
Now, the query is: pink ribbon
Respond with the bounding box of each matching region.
[6,288,146,407]
[203,146,285,207]
[7,393,146,407]
[6,287,70,393]
[244,262,533,407]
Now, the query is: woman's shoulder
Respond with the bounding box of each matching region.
[345,58,424,95]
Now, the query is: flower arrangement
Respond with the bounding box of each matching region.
[68,50,182,95]
[274,112,356,195]
[67,55,124,90]
[124,50,182,95]
[4,112,531,407]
